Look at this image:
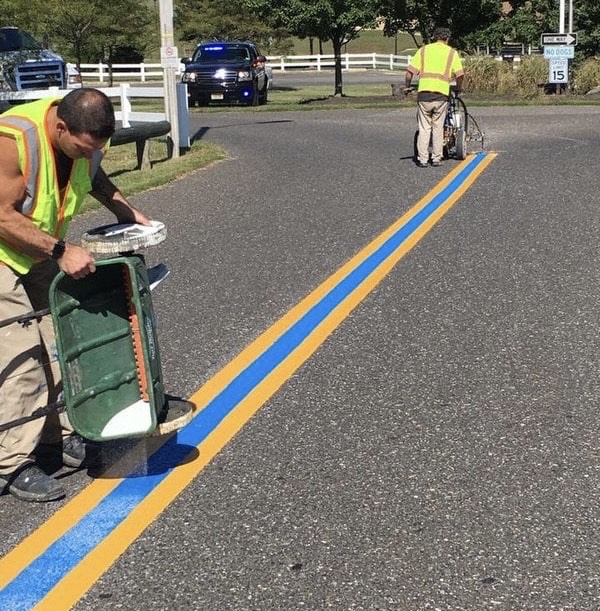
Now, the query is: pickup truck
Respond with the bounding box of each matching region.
[0,27,67,92]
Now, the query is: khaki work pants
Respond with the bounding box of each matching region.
[416,99,449,165]
[0,260,70,475]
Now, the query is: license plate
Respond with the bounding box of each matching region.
[211,93,224,100]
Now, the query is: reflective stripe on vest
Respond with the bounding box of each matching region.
[0,98,99,274]
[0,115,41,216]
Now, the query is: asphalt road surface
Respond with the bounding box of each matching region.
[2,101,600,611]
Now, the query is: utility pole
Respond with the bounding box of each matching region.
[158,0,180,158]
[569,0,574,34]
[559,0,575,34]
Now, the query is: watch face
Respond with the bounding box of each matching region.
[52,240,66,260]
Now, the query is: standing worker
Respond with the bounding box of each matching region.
[0,88,151,502]
[404,27,465,168]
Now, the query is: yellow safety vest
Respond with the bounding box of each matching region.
[0,97,104,274]
[408,41,464,96]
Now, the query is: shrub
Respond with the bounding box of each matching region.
[514,55,547,98]
[463,56,502,93]
[463,54,545,98]
[572,58,600,94]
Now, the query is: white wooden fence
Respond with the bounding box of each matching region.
[0,83,191,148]
[266,53,412,71]
[76,53,413,82]
[73,51,528,83]
[0,84,167,124]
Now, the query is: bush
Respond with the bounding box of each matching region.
[463,54,546,98]
[463,56,502,93]
[514,55,547,98]
[572,58,600,94]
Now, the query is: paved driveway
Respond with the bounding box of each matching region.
[2,103,600,611]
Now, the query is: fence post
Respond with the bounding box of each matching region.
[345,54,349,70]
[140,63,146,82]
[390,54,394,70]
[372,53,376,69]
[98,62,104,84]
[317,55,321,71]
[120,84,132,127]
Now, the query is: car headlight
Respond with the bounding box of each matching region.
[237,70,252,82]
[183,72,197,83]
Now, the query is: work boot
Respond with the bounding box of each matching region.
[0,463,66,502]
[62,433,101,468]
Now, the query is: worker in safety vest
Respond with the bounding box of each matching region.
[404,27,464,167]
[0,88,150,502]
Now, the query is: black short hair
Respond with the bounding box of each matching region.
[433,27,451,41]
[56,88,115,140]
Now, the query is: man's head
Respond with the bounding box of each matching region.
[55,88,115,159]
[433,27,451,43]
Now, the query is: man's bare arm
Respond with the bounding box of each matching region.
[90,167,151,225]
[0,135,96,278]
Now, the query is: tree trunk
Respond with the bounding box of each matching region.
[332,38,343,96]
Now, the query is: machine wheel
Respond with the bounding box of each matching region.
[81,221,167,254]
[455,127,467,160]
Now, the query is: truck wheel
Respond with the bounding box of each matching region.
[259,83,268,105]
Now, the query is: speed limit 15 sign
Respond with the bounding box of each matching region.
[549,58,569,83]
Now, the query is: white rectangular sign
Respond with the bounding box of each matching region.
[549,58,569,83]
[541,32,577,46]
[160,46,180,69]
[543,45,575,59]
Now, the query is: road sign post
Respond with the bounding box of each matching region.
[159,0,180,159]
[541,32,577,94]
[548,58,569,84]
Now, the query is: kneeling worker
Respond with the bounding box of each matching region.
[0,88,150,502]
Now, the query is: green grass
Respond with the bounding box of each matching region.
[173,29,420,59]
[287,30,420,56]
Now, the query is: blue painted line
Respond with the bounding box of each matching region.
[0,152,489,610]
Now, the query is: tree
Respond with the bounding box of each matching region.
[0,0,157,71]
[491,1,557,47]
[175,0,293,55]
[246,0,381,96]
[567,0,600,58]
[378,0,502,50]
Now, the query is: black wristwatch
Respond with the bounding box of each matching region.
[51,239,66,260]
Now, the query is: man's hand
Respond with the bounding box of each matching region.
[127,208,151,226]
[58,243,96,279]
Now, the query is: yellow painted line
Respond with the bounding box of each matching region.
[2,153,496,610]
